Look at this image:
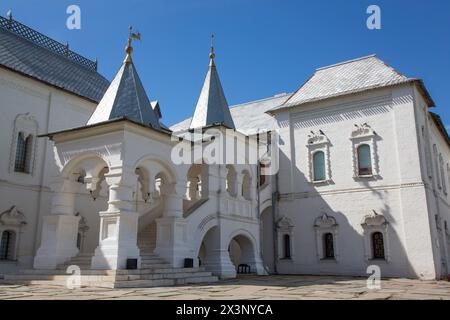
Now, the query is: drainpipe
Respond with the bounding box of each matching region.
[271,172,279,274]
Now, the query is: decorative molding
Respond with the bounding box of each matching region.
[350,123,380,178]
[9,113,39,175]
[291,95,392,129]
[314,213,339,261]
[0,206,27,227]
[306,130,332,184]
[351,123,376,139]
[361,210,390,262]
[279,182,426,200]
[60,142,122,168]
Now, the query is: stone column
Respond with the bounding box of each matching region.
[236,172,244,200]
[34,178,81,269]
[154,180,191,267]
[91,166,141,270]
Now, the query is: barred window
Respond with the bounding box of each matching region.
[323,233,335,259]
[0,230,16,260]
[372,232,385,259]
[14,132,27,172]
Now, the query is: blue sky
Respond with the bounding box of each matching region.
[1,0,450,128]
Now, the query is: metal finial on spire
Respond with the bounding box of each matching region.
[124,25,141,63]
[209,34,215,67]
[6,9,12,21]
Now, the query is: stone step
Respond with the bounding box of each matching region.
[114,279,176,288]
[141,263,172,269]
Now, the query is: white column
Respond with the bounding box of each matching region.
[154,180,191,267]
[34,178,81,269]
[91,166,141,270]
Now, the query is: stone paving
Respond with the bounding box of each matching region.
[1,275,450,300]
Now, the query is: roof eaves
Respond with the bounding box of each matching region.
[429,112,450,148]
[267,78,432,114]
[40,116,172,140]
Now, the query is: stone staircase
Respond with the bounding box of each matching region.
[2,266,218,288]
[2,233,218,288]
[57,253,94,270]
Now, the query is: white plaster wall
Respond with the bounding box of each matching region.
[273,84,440,279]
[0,68,99,273]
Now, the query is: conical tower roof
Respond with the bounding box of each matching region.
[189,37,235,129]
[87,33,161,129]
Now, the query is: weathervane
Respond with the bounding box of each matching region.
[124,26,141,63]
[209,33,215,67]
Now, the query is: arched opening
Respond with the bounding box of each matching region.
[0,230,16,260]
[241,170,251,200]
[228,234,257,274]
[64,155,110,258]
[261,207,274,273]
[226,164,237,197]
[197,226,219,269]
[357,144,372,176]
[185,164,209,213]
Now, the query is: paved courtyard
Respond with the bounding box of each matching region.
[1,275,450,300]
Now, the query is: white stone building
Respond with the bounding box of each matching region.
[0,16,449,286]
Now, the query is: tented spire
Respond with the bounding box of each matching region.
[189,35,235,129]
[87,28,160,129]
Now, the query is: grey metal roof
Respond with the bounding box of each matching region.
[87,58,161,129]
[171,93,291,135]
[189,54,235,129]
[0,16,109,102]
[271,55,412,112]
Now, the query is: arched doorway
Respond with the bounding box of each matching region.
[228,233,257,274]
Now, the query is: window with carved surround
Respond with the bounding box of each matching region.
[9,113,38,175]
[350,124,379,178]
[307,130,331,184]
[276,217,294,261]
[314,213,339,261]
[0,206,27,261]
[361,211,390,262]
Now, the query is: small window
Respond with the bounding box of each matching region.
[0,230,16,260]
[372,232,385,259]
[14,132,27,172]
[357,144,372,176]
[313,151,326,181]
[323,233,335,259]
[283,234,291,259]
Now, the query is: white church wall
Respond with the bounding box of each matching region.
[273,84,439,279]
[0,68,98,273]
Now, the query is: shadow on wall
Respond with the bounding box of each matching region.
[268,145,415,279]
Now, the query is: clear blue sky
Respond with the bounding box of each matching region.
[1,0,450,128]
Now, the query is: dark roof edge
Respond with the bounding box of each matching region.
[429,112,450,149]
[268,79,435,114]
[39,117,172,140]
[0,15,98,71]
[0,64,101,104]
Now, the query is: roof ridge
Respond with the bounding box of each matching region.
[316,54,377,71]
[0,15,98,71]
[230,92,291,109]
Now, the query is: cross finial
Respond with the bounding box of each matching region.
[209,34,215,67]
[124,25,141,63]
